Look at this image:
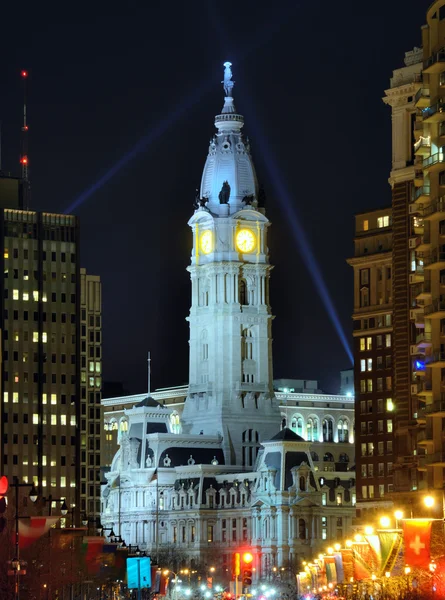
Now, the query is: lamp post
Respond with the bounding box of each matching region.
[10,478,38,600]
[404,565,411,593]
[429,559,437,597]
[164,569,180,600]
[42,495,68,518]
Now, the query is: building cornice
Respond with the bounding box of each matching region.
[347,252,392,267]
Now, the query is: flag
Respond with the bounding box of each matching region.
[379,530,403,576]
[403,519,432,567]
[352,540,378,580]
[324,556,336,584]
[334,553,344,583]
[18,516,59,549]
[340,549,354,582]
[82,536,105,574]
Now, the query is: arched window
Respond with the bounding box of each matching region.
[307,417,319,442]
[338,419,349,442]
[242,330,255,383]
[242,329,253,360]
[298,518,306,539]
[170,413,181,434]
[299,476,306,492]
[291,415,304,437]
[239,280,247,305]
[310,451,319,462]
[323,452,334,462]
[322,418,334,442]
[120,419,128,432]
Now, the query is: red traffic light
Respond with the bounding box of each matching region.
[0,476,8,497]
[242,552,253,564]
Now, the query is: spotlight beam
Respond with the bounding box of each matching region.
[64,5,299,215]
[241,99,353,365]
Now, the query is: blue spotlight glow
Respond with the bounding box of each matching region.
[64,80,210,214]
[241,102,353,365]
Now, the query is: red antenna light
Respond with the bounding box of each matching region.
[21,70,28,78]
[23,125,29,131]
[20,156,28,165]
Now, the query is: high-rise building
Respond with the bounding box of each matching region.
[351,0,445,516]
[0,172,102,521]
[80,268,102,518]
[348,208,394,517]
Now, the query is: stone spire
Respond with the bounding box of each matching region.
[200,62,257,212]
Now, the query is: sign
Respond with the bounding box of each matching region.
[127,556,151,589]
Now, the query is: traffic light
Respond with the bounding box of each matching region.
[0,476,8,533]
[242,552,253,587]
[232,552,240,579]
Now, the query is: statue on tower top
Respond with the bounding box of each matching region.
[222,61,234,97]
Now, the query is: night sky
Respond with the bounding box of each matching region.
[0,2,429,395]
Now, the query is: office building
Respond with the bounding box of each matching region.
[348,208,394,517]
[0,174,102,520]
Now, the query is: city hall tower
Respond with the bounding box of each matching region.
[181,63,281,465]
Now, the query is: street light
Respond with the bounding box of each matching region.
[424,495,435,508]
[380,516,391,528]
[163,569,180,600]
[404,565,411,593]
[10,478,39,600]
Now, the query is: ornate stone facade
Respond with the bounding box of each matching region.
[101,65,356,578]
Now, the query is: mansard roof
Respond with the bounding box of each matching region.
[134,396,163,408]
[158,446,225,469]
[269,427,305,442]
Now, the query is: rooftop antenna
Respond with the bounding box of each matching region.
[147,351,151,397]
[20,70,30,209]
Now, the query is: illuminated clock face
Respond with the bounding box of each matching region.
[236,228,256,253]
[200,230,213,254]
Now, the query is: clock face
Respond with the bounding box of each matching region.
[200,230,213,254]
[236,228,256,253]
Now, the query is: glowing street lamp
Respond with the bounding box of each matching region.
[380,516,391,528]
[364,526,374,535]
[424,495,435,508]
[405,565,411,593]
